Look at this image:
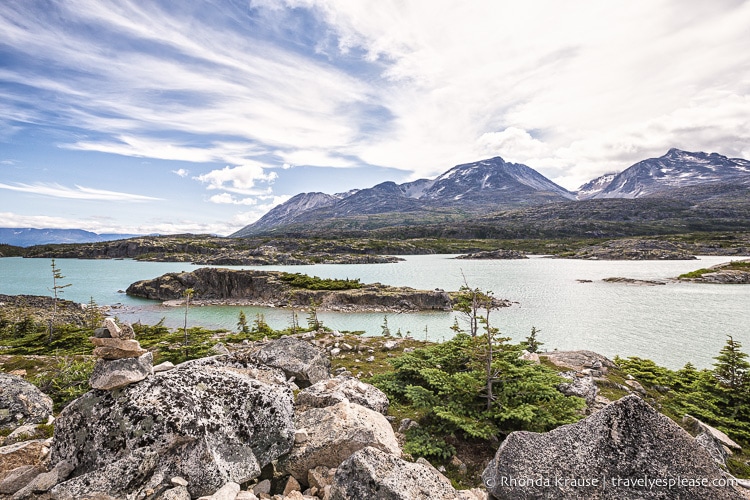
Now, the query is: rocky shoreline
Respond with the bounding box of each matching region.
[126,268,457,312]
[679,259,750,284]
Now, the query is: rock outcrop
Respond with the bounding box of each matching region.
[278,402,401,485]
[50,362,295,498]
[126,268,453,312]
[0,373,53,431]
[570,238,697,260]
[679,259,750,284]
[455,249,527,260]
[482,395,743,499]
[329,446,463,500]
[296,375,389,415]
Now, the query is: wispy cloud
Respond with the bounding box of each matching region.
[172,168,189,177]
[0,182,161,202]
[195,163,278,195]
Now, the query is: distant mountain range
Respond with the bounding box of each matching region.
[0,228,141,247]
[232,149,750,237]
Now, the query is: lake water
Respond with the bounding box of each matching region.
[0,255,748,370]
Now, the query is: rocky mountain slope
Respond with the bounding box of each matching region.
[232,157,575,237]
[0,229,140,247]
[590,148,750,199]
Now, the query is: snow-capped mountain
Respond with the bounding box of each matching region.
[577,173,617,200]
[232,157,573,236]
[591,149,750,199]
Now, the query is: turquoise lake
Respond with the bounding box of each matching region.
[1,255,748,369]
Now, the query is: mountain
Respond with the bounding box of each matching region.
[591,149,750,199]
[232,157,575,237]
[0,228,141,247]
[577,173,617,200]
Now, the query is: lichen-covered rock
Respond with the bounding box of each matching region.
[89,352,153,390]
[253,336,330,388]
[50,362,295,498]
[0,373,53,431]
[557,371,598,405]
[329,446,462,500]
[12,459,74,498]
[278,402,401,484]
[295,375,389,414]
[482,395,744,499]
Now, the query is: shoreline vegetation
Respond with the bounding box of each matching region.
[1,291,749,490]
[1,231,749,264]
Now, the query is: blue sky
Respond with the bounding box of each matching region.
[1,0,749,236]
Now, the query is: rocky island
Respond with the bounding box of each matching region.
[678,259,750,284]
[455,249,527,260]
[568,238,697,260]
[126,268,457,312]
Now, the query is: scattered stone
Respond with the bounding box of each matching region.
[160,485,191,500]
[171,476,189,487]
[403,347,414,353]
[0,440,47,481]
[253,479,271,496]
[330,348,341,356]
[50,362,295,498]
[0,373,53,431]
[0,465,43,495]
[294,429,309,444]
[365,356,375,362]
[307,466,333,492]
[153,361,176,373]
[206,481,240,500]
[253,336,330,388]
[295,375,390,415]
[398,418,420,433]
[89,351,154,390]
[278,402,401,485]
[236,491,259,500]
[211,342,231,355]
[482,395,744,499]
[382,341,397,351]
[283,475,301,495]
[329,446,462,499]
[625,378,647,395]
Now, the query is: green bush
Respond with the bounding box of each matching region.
[403,427,456,461]
[279,273,362,290]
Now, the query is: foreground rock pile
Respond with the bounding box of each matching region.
[1,330,748,499]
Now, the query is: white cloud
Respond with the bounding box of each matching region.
[208,193,257,205]
[0,182,161,202]
[172,168,189,177]
[195,163,278,195]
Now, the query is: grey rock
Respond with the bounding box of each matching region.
[683,414,742,451]
[0,465,43,495]
[695,432,729,466]
[482,395,744,499]
[295,375,389,414]
[50,363,295,498]
[153,361,176,373]
[51,449,157,500]
[278,402,401,485]
[206,481,240,500]
[329,446,461,500]
[539,350,617,374]
[211,342,231,355]
[170,476,188,487]
[0,373,53,431]
[13,459,73,499]
[89,352,153,390]
[252,479,271,495]
[557,371,598,405]
[159,485,191,500]
[398,418,420,433]
[253,336,330,388]
[93,327,111,339]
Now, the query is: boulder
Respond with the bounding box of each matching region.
[89,351,153,390]
[540,350,616,374]
[0,373,53,431]
[329,446,462,500]
[50,362,295,498]
[557,371,598,405]
[13,459,74,498]
[683,414,742,452]
[160,485,191,500]
[278,402,401,484]
[482,395,744,499]
[253,336,330,388]
[295,375,389,414]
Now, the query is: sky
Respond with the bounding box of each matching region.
[1,0,749,236]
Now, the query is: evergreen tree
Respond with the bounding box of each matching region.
[85,296,103,330]
[182,288,194,358]
[48,259,71,342]
[237,310,249,334]
[306,299,322,331]
[381,315,392,337]
[713,335,750,391]
[521,326,544,353]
